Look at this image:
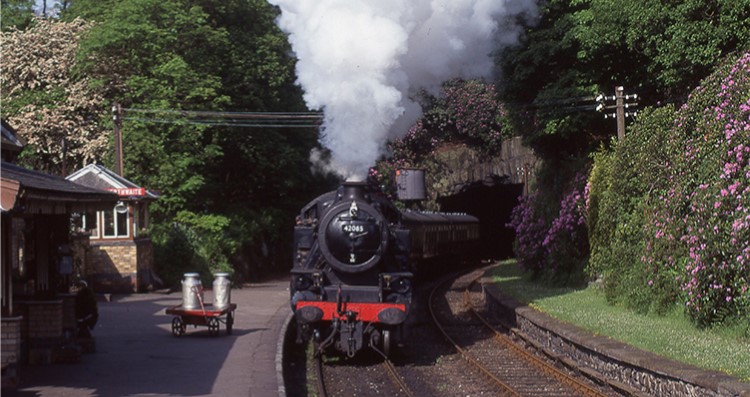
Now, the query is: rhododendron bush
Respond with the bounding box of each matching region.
[654,52,750,326]
[588,52,750,326]
[370,79,513,203]
[507,167,589,285]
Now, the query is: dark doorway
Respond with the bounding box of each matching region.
[439,178,523,260]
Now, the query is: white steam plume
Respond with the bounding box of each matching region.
[268,0,537,180]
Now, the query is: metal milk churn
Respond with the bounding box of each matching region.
[181,273,203,310]
[212,272,231,309]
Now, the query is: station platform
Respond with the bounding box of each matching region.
[3,277,291,397]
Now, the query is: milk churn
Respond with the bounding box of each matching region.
[181,273,203,310]
[212,272,231,309]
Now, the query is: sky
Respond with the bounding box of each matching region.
[34,0,59,16]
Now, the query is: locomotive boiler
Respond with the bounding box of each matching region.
[290,180,479,357]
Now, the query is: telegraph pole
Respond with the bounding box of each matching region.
[596,86,638,140]
[615,86,625,140]
[112,103,124,176]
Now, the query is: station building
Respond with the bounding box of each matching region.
[1,120,160,385]
[66,164,160,293]
[1,120,119,382]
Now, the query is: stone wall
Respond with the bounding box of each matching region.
[24,301,63,341]
[89,238,154,293]
[433,137,538,195]
[483,283,750,397]
[1,316,21,386]
[17,300,64,365]
[58,293,77,340]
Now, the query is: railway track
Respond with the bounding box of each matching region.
[312,344,414,397]
[295,268,619,396]
[429,270,615,397]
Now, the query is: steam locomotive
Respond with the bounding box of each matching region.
[290,180,479,357]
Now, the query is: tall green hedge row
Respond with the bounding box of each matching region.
[587,52,750,326]
[510,52,749,327]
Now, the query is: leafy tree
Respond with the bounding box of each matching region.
[499,0,750,154]
[572,0,750,97]
[1,17,109,174]
[1,0,35,31]
[58,0,326,280]
[498,0,605,157]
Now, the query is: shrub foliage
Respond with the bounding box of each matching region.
[511,52,749,326]
[507,161,589,286]
[587,52,750,326]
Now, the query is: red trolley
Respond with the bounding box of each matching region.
[166,303,237,337]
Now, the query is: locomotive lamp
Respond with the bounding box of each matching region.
[379,273,412,295]
[291,271,324,292]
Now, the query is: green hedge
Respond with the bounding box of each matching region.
[587,52,750,326]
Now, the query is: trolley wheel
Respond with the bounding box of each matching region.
[208,317,220,336]
[382,329,391,358]
[226,311,234,335]
[171,317,185,336]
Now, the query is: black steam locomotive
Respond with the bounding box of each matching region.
[290,180,479,357]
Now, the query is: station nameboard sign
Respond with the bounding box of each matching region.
[107,187,146,197]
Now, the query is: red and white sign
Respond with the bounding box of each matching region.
[107,187,146,197]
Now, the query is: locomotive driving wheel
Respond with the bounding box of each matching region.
[171,317,185,336]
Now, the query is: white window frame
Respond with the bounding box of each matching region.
[101,208,130,239]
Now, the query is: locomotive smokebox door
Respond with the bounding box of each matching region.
[317,185,389,274]
[396,169,426,201]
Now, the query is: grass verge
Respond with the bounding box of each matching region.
[489,260,750,382]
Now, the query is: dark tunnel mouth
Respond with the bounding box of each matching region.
[438,177,524,260]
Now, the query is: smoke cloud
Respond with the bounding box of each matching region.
[268,0,537,180]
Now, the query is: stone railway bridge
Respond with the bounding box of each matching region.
[428,136,539,259]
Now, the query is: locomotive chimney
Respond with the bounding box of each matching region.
[341,181,368,201]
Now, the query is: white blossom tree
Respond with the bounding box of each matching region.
[1,17,110,175]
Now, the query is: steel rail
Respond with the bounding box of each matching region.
[372,344,415,397]
[382,359,414,397]
[314,347,329,397]
[428,275,522,397]
[463,281,610,397]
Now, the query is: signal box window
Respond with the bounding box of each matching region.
[102,209,130,238]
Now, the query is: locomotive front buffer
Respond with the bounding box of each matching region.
[291,270,412,357]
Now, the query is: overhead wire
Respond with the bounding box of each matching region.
[119,107,324,128]
[121,116,322,128]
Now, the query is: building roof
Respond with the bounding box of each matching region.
[1,161,119,214]
[1,119,25,162]
[1,120,24,148]
[66,163,159,201]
